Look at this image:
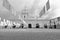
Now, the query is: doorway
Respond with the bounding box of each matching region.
[36,23,40,28]
[28,24,32,28]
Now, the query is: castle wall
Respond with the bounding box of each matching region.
[24,19,49,28]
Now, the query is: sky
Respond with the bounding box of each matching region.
[0,0,60,12]
[0,0,60,11]
[0,0,50,11]
[0,0,60,20]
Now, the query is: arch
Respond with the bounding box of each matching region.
[36,23,40,28]
[28,23,32,28]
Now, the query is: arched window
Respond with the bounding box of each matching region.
[12,24,16,28]
[4,25,8,28]
[24,15,26,18]
[44,24,47,28]
[20,24,24,28]
[36,23,40,28]
[28,24,32,28]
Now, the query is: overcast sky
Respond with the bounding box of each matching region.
[0,0,60,11]
[0,0,60,19]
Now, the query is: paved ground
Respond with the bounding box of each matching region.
[0,29,60,40]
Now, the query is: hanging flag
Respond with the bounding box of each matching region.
[57,17,60,21]
[39,6,45,17]
[3,0,17,16]
[3,0,12,11]
[46,0,50,11]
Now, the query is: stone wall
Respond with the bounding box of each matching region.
[24,19,49,28]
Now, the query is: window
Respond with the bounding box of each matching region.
[28,24,32,28]
[24,16,25,18]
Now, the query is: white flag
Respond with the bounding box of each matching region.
[3,0,12,11]
[46,0,50,11]
[3,0,17,16]
[39,6,45,17]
